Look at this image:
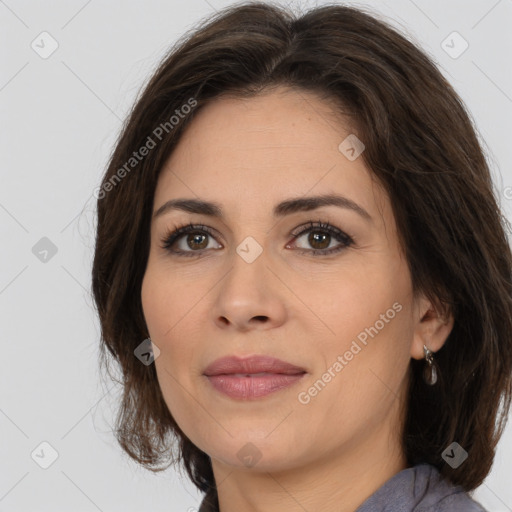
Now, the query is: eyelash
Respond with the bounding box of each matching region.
[159,220,355,258]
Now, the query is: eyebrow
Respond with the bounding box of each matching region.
[153,194,372,223]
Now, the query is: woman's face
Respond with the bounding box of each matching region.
[141,86,434,473]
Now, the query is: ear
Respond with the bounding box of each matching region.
[410,293,454,360]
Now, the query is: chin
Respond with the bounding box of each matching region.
[202,429,307,471]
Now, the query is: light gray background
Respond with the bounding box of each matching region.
[1,0,511,511]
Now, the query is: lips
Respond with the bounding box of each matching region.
[203,355,306,376]
[203,355,307,399]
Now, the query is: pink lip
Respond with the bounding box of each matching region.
[203,355,307,400]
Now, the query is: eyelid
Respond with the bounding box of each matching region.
[160,222,222,250]
[159,219,355,256]
[286,220,355,254]
[289,220,353,241]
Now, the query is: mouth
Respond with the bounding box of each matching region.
[203,355,307,400]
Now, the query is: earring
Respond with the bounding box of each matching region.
[423,344,438,385]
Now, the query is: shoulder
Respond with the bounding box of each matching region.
[413,464,486,512]
[355,463,487,512]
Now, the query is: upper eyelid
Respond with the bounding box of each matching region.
[167,220,345,237]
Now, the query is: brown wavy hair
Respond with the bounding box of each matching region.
[91,0,512,500]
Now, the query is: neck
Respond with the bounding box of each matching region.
[211,416,408,512]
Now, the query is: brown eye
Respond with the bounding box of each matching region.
[290,221,354,256]
[186,233,209,250]
[307,231,331,250]
[160,223,222,257]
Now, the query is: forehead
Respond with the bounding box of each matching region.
[153,86,386,222]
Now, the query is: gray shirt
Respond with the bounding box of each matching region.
[197,463,487,511]
[354,463,487,512]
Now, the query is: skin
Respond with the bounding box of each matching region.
[141,85,454,512]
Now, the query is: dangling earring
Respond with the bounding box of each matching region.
[423,344,438,385]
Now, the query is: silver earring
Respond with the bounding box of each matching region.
[423,344,438,385]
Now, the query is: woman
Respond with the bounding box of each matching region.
[91,2,512,511]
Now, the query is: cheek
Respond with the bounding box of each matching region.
[141,268,202,378]
[142,270,199,433]
[141,260,160,320]
[311,267,412,391]
[307,268,399,340]
[141,265,185,338]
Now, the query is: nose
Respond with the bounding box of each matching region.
[211,244,287,332]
